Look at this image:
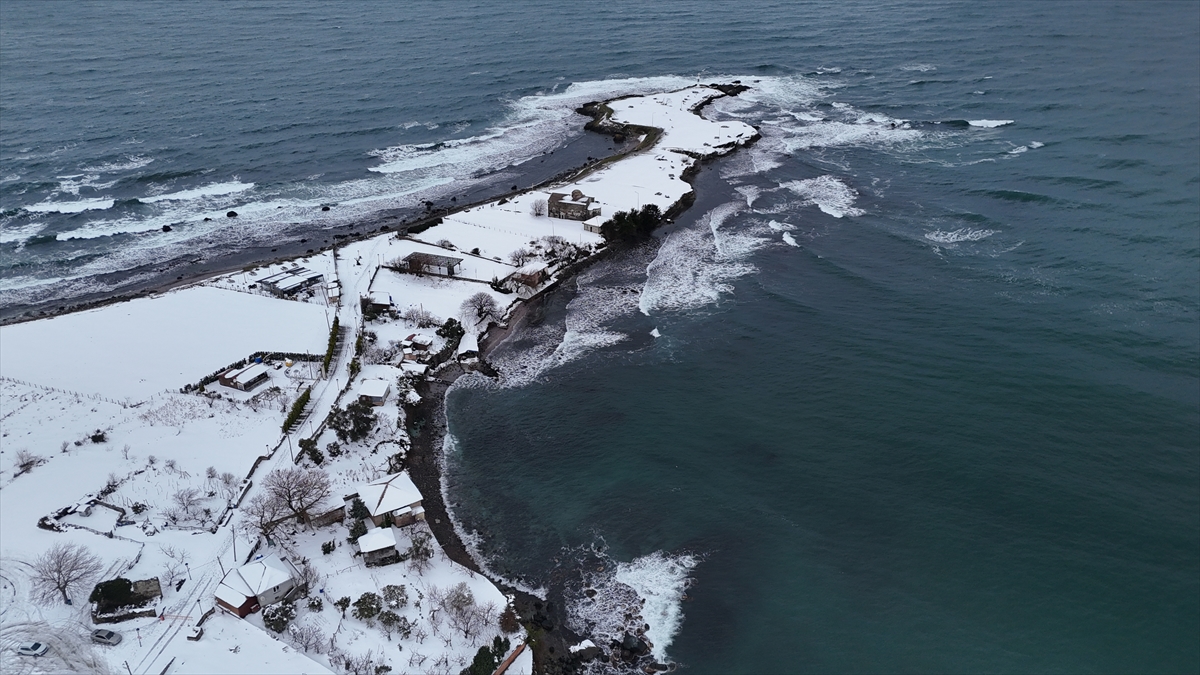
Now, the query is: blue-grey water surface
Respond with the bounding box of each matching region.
[2,2,1197,673]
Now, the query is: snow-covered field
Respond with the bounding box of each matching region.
[0,83,756,674]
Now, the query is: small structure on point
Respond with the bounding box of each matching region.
[214,554,300,619]
[399,252,463,276]
[583,215,606,234]
[218,363,270,392]
[548,190,601,221]
[358,378,391,406]
[345,472,425,528]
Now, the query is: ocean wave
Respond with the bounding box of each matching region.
[81,155,154,173]
[782,232,800,247]
[968,119,1014,128]
[566,546,699,664]
[780,175,864,218]
[924,228,997,243]
[141,180,254,203]
[639,201,762,316]
[23,197,116,214]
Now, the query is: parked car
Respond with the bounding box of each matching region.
[17,641,49,657]
[90,629,122,646]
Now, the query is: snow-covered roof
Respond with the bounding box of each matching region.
[357,526,396,553]
[368,291,392,305]
[238,554,296,595]
[359,378,390,399]
[214,576,253,607]
[514,262,548,275]
[233,363,270,385]
[401,362,428,375]
[357,472,422,517]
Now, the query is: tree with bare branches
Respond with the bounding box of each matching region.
[530,199,547,217]
[263,467,331,526]
[460,292,501,331]
[240,492,290,542]
[30,542,103,604]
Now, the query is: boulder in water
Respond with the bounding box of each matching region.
[226,210,237,218]
[162,225,172,232]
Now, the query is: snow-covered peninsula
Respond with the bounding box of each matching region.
[0,84,757,675]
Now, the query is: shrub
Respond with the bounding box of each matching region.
[334,596,351,617]
[349,498,371,521]
[352,592,382,625]
[307,596,324,612]
[326,442,343,458]
[600,203,663,244]
[262,600,296,633]
[327,401,377,443]
[321,541,335,555]
[382,584,408,609]
[90,430,107,443]
[499,605,520,633]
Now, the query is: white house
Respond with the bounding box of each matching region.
[214,554,300,618]
[358,378,391,406]
[357,526,400,567]
[346,472,425,528]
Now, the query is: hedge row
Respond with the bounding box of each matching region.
[283,387,312,433]
[322,316,341,373]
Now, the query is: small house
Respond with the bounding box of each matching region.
[366,291,392,312]
[346,472,425,528]
[507,262,549,289]
[583,216,606,234]
[214,554,300,619]
[548,190,601,221]
[358,379,391,406]
[218,363,270,391]
[326,281,342,303]
[400,252,463,276]
[357,526,400,567]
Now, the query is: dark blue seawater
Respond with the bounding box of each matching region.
[3,2,1198,673]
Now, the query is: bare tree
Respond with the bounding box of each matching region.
[459,292,501,331]
[217,472,240,503]
[288,621,325,654]
[30,542,103,604]
[508,248,535,266]
[294,557,322,595]
[263,468,332,525]
[13,449,46,476]
[159,544,190,583]
[172,487,203,518]
[240,492,289,541]
[408,529,434,575]
[530,198,547,217]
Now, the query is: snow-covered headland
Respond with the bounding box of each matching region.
[0,83,757,675]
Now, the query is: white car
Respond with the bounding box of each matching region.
[91,629,122,646]
[17,641,49,657]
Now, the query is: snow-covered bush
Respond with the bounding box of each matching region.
[352,592,382,626]
[262,599,296,633]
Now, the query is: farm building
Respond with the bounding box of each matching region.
[214,554,301,618]
[366,291,392,312]
[258,267,325,297]
[548,190,602,221]
[583,215,606,234]
[218,363,271,391]
[398,252,463,276]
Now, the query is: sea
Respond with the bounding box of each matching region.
[2,2,1197,672]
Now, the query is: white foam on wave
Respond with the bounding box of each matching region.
[0,222,47,245]
[734,184,761,207]
[968,119,1013,128]
[566,549,699,663]
[768,219,796,232]
[780,175,864,218]
[1029,141,1044,149]
[924,228,997,243]
[141,181,254,203]
[639,201,764,316]
[782,232,800,247]
[900,63,937,72]
[1007,146,1028,155]
[24,197,115,214]
[81,155,154,173]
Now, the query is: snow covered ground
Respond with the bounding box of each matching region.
[0,83,756,674]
